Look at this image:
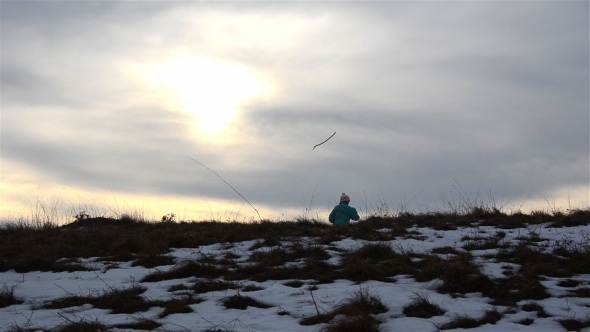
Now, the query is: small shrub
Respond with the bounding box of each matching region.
[161,212,176,222]
[74,211,91,222]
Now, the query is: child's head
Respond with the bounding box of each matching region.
[340,193,350,204]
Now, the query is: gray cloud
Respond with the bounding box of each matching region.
[1,1,588,220]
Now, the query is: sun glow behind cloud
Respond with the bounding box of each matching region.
[1,2,587,224]
[148,58,266,135]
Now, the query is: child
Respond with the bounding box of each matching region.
[329,193,360,226]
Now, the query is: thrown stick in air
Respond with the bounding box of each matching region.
[313,132,336,150]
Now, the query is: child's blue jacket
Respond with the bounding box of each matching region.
[329,202,360,226]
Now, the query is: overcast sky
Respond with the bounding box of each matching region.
[1,1,588,222]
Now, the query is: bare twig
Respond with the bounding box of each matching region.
[188,157,262,221]
[313,131,336,150]
[309,287,321,316]
[303,180,318,221]
[93,272,122,293]
[51,283,77,297]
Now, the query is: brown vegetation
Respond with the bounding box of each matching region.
[1,208,588,331]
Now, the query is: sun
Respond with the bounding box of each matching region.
[150,58,265,133]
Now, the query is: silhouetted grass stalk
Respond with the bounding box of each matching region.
[188,156,262,221]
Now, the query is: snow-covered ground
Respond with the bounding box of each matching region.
[1,222,589,331]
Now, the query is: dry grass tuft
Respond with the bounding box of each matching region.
[323,314,382,332]
[0,284,23,308]
[403,293,445,318]
[521,301,549,318]
[415,253,495,295]
[191,280,239,294]
[142,260,222,282]
[300,287,387,329]
[59,319,110,332]
[113,317,161,330]
[559,318,590,331]
[221,294,273,310]
[438,309,502,330]
[341,242,413,282]
[158,296,202,318]
[1,208,589,331]
[42,284,149,314]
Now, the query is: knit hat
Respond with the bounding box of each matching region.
[340,193,350,202]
